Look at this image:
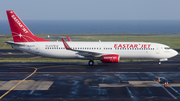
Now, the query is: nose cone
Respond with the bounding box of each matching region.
[172,50,178,57]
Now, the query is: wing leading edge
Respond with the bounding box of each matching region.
[61,38,116,58]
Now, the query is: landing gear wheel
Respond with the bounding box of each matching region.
[88,60,94,66]
[159,61,161,65]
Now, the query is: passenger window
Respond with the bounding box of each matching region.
[165,47,171,50]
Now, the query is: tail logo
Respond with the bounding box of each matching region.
[7,10,50,42]
[19,33,22,38]
[11,15,28,33]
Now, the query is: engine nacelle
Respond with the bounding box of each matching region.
[101,54,119,63]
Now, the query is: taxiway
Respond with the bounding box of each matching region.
[0,61,180,101]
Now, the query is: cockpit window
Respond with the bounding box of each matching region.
[164,47,171,50]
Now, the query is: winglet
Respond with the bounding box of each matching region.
[61,38,72,50]
[67,36,71,42]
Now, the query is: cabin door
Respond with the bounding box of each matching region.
[36,45,39,53]
[156,46,160,54]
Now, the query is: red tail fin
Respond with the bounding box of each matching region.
[67,36,71,42]
[6,10,50,42]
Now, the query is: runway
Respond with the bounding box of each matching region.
[0,61,180,101]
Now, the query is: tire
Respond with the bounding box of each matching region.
[88,60,94,66]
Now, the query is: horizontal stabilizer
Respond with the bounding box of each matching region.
[5,41,25,46]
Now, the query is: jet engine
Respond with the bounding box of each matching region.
[101,54,119,63]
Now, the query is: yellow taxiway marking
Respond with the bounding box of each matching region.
[35,72,115,73]
[0,68,37,100]
[121,68,142,69]
[10,80,35,82]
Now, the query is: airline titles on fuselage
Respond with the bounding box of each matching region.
[27,45,35,47]
[45,45,59,49]
[114,44,151,48]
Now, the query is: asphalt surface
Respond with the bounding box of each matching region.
[0,61,180,101]
[0,49,180,101]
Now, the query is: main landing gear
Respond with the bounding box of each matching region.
[159,61,161,65]
[88,60,94,66]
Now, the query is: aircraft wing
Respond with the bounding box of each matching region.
[61,38,115,58]
[73,49,106,57]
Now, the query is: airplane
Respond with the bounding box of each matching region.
[6,10,178,66]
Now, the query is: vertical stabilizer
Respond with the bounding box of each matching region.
[67,36,72,42]
[6,10,50,42]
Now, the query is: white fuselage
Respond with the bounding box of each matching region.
[12,41,178,61]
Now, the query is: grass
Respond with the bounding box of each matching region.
[0,58,89,62]
[0,57,156,63]
[1,33,180,49]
